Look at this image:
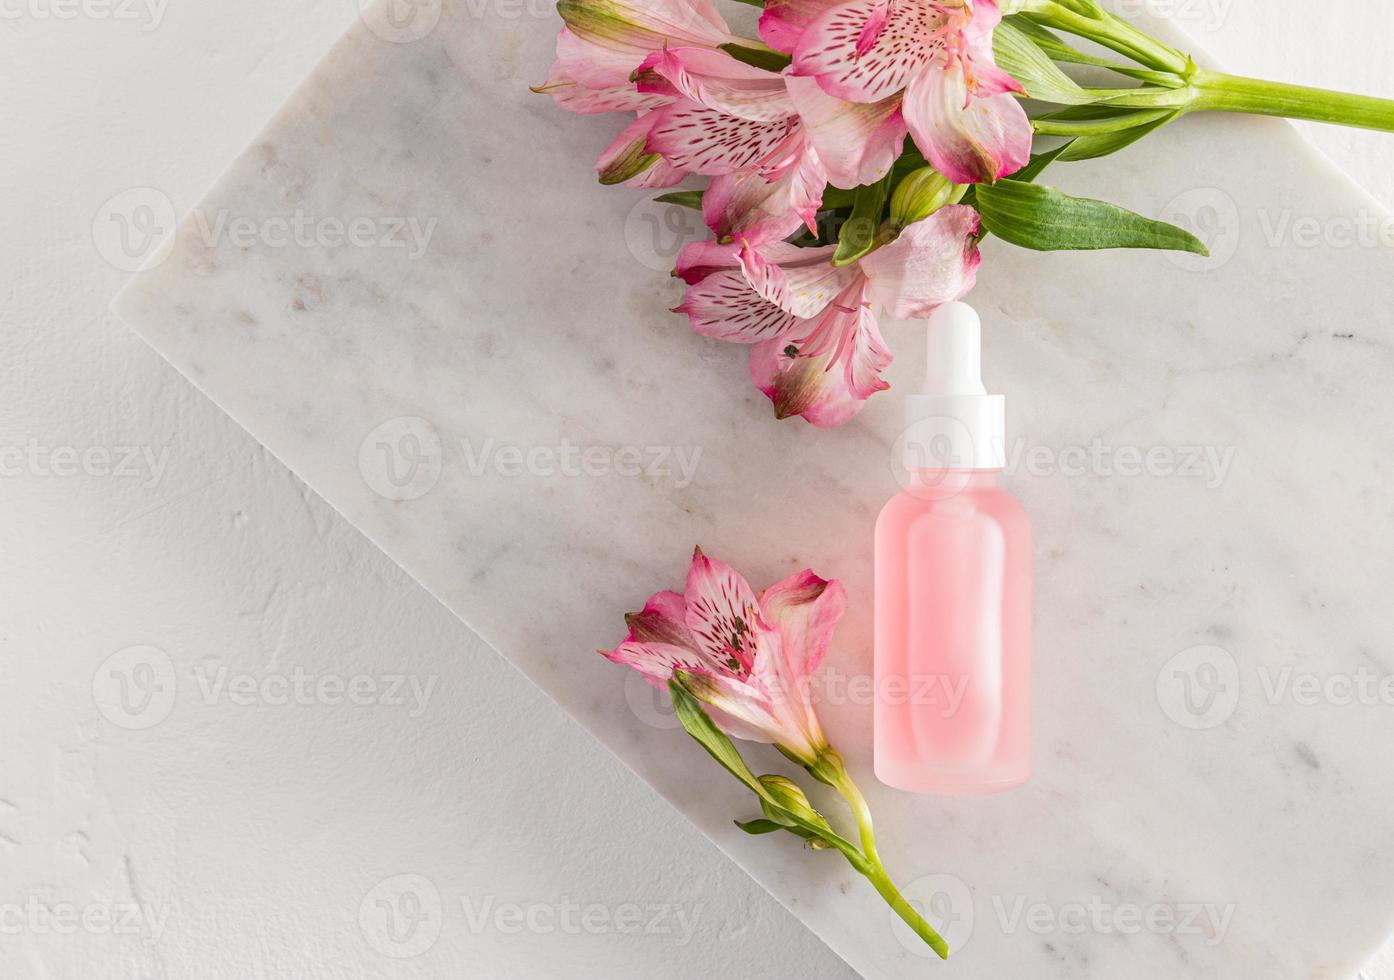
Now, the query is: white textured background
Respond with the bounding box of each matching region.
[1,1,1390,977]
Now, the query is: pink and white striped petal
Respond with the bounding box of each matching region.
[702,142,825,245]
[861,204,981,316]
[737,241,855,319]
[636,47,796,122]
[792,0,949,103]
[749,280,890,427]
[646,100,796,176]
[785,75,907,188]
[534,53,672,114]
[676,269,798,343]
[902,62,1031,184]
[684,548,769,671]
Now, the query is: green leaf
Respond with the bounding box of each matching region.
[719,42,792,73]
[1031,106,1174,136]
[832,175,892,266]
[993,19,1091,105]
[734,818,786,835]
[974,180,1208,254]
[653,190,703,210]
[1056,110,1178,161]
[1004,15,1181,85]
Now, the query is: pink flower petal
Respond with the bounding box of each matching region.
[676,668,789,745]
[702,140,825,245]
[737,241,855,319]
[626,590,697,648]
[604,640,741,690]
[684,548,769,672]
[792,0,946,103]
[676,269,798,343]
[636,46,795,122]
[559,0,734,81]
[860,204,982,317]
[554,25,655,89]
[595,111,669,184]
[759,569,847,678]
[674,238,741,284]
[902,62,1031,184]
[646,99,795,176]
[758,0,846,54]
[535,51,672,114]
[785,75,906,189]
[749,279,891,427]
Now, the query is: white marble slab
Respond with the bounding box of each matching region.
[114,2,1394,975]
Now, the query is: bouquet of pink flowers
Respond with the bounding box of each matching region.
[536,0,1394,427]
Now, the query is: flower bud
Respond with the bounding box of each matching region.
[890,168,966,229]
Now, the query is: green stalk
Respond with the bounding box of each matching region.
[1022,1,1187,74]
[816,751,950,961]
[1188,69,1394,132]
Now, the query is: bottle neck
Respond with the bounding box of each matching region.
[906,468,1002,498]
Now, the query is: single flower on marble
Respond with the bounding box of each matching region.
[599,546,950,959]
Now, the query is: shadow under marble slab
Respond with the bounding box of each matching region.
[114,2,1394,976]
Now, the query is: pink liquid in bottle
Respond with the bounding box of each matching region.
[874,303,1032,795]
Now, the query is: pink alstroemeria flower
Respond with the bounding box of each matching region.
[602,548,847,765]
[638,47,910,239]
[791,0,1031,185]
[637,47,826,243]
[535,0,740,187]
[674,206,982,426]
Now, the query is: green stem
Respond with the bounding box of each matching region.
[820,754,950,961]
[1188,69,1394,132]
[1023,2,1187,75]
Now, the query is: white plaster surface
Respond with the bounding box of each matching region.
[3,2,1393,979]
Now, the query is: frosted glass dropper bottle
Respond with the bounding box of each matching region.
[874,301,1032,795]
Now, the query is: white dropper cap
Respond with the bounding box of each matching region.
[902,301,1006,471]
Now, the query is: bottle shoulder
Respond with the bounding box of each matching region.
[877,482,1031,534]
